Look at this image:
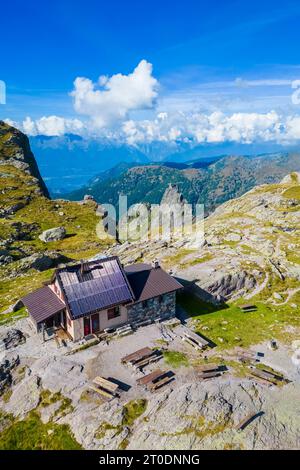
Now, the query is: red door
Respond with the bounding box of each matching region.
[84,317,91,336]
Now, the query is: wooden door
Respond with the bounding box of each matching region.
[84,316,91,336]
[91,313,100,333]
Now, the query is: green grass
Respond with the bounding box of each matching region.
[163,350,189,368]
[0,411,82,450]
[179,253,213,269]
[162,249,196,269]
[0,149,114,315]
[38,389,74,418]
[0,306,28,325]
[95,422,123,439]
[283,185,300,200]
[94,400,148,449]
[178,291,300,349]
[122,399,148,427]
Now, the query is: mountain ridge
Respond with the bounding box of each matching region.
[66,152,300,215]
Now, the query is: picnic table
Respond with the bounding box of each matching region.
[236,348,258,363]
[173,325,209,349]
[137,369,175,392]
[121,347,153,364]
[89,376,119,400]
[198,370,223,380]
[240,304,257,312]
[136,369,164,386]
[196,363,220,373]
[250,365,285,384]
[250,369,278,385]
[133,351,162,370]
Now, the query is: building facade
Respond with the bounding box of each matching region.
[21,257,183,341]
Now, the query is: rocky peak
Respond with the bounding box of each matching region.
[161,183,186,206]
[280,172,300,184]
[0,121,49,197]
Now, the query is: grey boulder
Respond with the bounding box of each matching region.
[39,226,66,242]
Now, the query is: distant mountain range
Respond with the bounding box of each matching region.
[66,152,300,214]
[30,133,297,195]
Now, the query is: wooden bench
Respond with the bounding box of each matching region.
[257,367,284,382]
[240,304,257,312]
[89,376,119,400]
[121,347,153,364]
[133,352,162,370]
[148,374,174,392]
[174,325,209,349]
[89,385,114,400]
[137,369,163,386]
[182,336,202,351]
[198,370,223,380]
[137,369,175,391]
[250,369,278,385]
[93,376,119,394]
[196,363,220,373]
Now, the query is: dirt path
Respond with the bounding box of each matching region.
[268,287,300,306]
[244,272,269,300]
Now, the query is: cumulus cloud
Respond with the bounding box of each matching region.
[7,109,300,147]
[22,116,84,136]
[121,110,284,145]
[70,60,158,128]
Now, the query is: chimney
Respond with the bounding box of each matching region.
[152,259,160,269]
[80,260,89,275]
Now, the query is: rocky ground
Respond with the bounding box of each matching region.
[105,173,300,304]
[0,122,299,449]
[0,318,299,450]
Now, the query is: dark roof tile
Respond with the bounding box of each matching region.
[21,286,65,324]
[126,266,183,303]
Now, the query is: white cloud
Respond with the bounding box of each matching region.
[22,116,84,136]
[8,109,300,147]
[70,59,158,128]
[121,110,284,145]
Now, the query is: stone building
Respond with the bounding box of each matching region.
[21,257,183,341]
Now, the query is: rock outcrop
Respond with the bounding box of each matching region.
[0,353,19,395]
[0,329,25,352]
[0,121,49,198]
[161,183,187,206]
[39,226,66,242]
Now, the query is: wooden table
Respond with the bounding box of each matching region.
[137,369,164,386]
[121,347,153,364]
[93,376,119,394]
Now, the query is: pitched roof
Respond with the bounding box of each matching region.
[55,256,134,319]
[125,264,183,303]
[21,286,65,324]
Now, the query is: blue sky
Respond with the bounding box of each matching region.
[2,0,300,145]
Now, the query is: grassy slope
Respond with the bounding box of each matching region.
[0,126,113,314]
[0,411,81,450]
[178,285,300,350]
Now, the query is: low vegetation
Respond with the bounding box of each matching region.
[163,350,189,368]
[178,290,300,349]
[283,185,300,200]
[0,411,81,450]
[122,399,148,427]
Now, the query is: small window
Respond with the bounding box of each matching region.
[142,300,148,309]
[107,306,121,320]
[158,295,163,304]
